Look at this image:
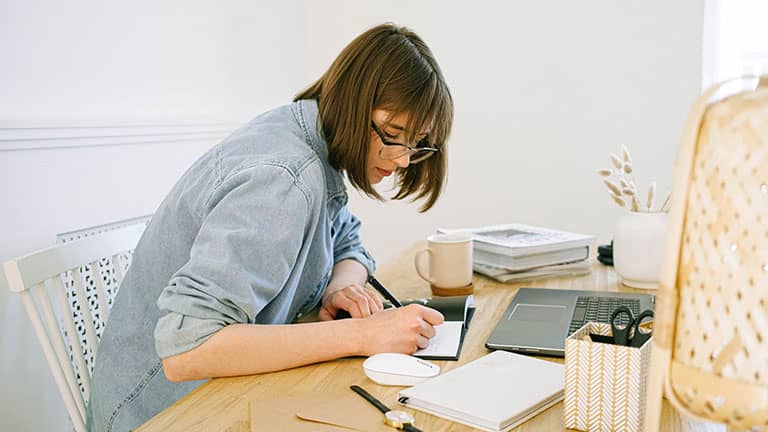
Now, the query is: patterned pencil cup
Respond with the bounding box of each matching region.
[564,323,652,432]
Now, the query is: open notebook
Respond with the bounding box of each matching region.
[397,350,564,431]
[336,295,474,360]
[403,295,475,360]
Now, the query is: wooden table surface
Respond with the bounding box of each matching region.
[137,242,687,432]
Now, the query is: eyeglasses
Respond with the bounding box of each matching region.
[371,122,439,164]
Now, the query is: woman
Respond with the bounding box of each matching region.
[87,23,453,432]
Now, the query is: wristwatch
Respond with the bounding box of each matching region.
[350,385,422,432]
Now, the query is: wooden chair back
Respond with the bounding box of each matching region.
[3,224,145,432]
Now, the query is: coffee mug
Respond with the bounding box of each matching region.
[414,233,473,296]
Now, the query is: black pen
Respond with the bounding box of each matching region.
[367,275,403,307]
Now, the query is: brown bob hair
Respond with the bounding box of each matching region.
[295,23,453,212]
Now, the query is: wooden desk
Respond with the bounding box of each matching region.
[138,242,686,432]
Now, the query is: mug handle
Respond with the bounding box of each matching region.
[414,249,432,283]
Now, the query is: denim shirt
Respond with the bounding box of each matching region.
[86,99,376,432]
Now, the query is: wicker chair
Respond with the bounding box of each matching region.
[646,76,768,431]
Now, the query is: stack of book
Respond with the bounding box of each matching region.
[438,224,594,283]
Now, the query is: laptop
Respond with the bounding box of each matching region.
[485,288,655,357]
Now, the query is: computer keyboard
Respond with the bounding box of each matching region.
[567,296,640,336]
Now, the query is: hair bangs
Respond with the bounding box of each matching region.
[390,72,453,211]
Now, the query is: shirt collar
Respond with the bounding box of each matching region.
[292,99,348,203]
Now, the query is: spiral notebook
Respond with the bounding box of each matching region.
[397,350,564,431]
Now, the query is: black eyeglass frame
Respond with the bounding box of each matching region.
[371,122,439,164]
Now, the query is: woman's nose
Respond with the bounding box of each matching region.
[394,152,410,168]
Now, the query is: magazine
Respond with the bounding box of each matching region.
[438,224,594,257]
[474,246,589,272]
[474,261,592,283]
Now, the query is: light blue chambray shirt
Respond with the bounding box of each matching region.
[86,99,375,432]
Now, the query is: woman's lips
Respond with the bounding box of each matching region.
[376,168,392,177]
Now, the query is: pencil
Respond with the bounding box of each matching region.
[366,275,403,307]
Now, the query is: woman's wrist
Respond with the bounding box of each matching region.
[323,260,368,300]
[321,282,347,304]
[341,317,368,356]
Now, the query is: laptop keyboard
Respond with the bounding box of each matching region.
[568,296,640,336]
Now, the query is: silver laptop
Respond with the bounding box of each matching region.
[486,288,655,357]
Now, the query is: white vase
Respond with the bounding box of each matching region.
[613,211,669,289]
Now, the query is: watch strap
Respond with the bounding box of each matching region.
[403,424,423,432]
[350,385,390,414]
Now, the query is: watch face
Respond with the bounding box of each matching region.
[384,410,415,427]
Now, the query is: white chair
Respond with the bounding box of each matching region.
[3,224,145,432]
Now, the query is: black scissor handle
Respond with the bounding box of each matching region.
[629,309,654,347]
[610,306,634,346]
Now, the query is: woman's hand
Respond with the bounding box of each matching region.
[319,282,384,321]
[356,304,445,355]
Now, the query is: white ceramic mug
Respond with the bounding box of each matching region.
[414,233,473,295]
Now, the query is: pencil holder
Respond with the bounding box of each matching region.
[564,322,652,432]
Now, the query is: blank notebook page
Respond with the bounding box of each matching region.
[398,350,564,431]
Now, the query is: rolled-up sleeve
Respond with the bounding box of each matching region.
[155,164,311,358]
[332,206,376,275]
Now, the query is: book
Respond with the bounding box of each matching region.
[474,245,589,271]
[404,296,475,361]
[474,260,592,283]
[439,224,594,258]
[338,295,475,360]
[397,350,564,432]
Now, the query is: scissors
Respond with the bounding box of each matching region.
[610,306,654,347]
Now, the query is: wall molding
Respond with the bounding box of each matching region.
[0,123,242,151]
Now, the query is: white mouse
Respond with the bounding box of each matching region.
[363,353,440,386]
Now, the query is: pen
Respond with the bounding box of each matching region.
[367,275,403,307]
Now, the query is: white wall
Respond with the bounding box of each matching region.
[304,1,703,264]
[1,1,704,430]
[0,1,306,430]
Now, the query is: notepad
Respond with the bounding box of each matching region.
[402,295,475,361]
[336,295,475,360]
[397,350,564,432]
[414,321,464,358]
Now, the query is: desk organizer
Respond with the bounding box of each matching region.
[564,322,652,432]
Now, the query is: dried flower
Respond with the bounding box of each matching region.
[598,145,669,213]
[603,179,622,196]
[610,153,623,169]
[659,192,672,212]
[647,181,656,211]
[622,145,632,163]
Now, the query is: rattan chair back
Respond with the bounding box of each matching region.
[648,76,768,430]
